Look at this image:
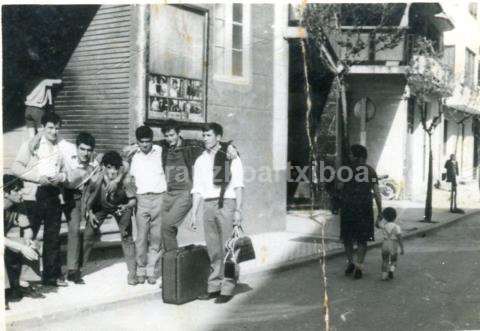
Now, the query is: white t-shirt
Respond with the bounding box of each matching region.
[378,219,402,241]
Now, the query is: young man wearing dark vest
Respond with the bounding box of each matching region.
[122,119,238,253]
[190,122,244,304]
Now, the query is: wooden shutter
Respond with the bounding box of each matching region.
[55,5,132,152]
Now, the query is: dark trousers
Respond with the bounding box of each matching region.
[83,208,136,277]
[26,187,63,282]
[64,194,82,271]
[5,249,22,288]
[161,190,192,251]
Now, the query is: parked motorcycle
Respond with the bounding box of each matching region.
[378,175,398,200]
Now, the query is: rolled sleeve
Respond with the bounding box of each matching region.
[190,159,204,196]
[229,158,244,189]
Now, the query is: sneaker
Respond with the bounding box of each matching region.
[137,276,146,284]
[354,268,363,279]
[345,263,355,276]
[388,271,394,279]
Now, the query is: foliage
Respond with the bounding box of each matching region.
[301,3,406,71]
[406,36,454,107]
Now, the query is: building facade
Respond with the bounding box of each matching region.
[53,4,291,234]
[441,2,480,182]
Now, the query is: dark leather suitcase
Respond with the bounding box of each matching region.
[162,245,210,305]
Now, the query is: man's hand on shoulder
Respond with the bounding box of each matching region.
[226,143,239,160]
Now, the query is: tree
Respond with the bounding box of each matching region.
[406,36,454,221]
[297,5,406,330]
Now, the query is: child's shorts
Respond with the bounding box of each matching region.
[381,240,398,255]
[25,106,45,128]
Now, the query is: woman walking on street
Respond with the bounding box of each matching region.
[339,144,382,279]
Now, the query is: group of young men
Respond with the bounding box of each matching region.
[6,112,244,305]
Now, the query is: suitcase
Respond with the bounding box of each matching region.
[162,245,211,305]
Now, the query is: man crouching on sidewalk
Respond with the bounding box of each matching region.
[189,122,244,304]
[81,151,137,285]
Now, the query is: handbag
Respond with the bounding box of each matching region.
[227,225,256,264]
[441,172,447,181]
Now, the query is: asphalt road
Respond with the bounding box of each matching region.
[18,213,480,331]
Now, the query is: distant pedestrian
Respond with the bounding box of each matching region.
[376,207,404,281]
[339,144,382,279]
[444,154,459,212]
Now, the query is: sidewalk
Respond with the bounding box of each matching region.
[5,200,479,328]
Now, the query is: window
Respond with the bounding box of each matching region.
[465,48,476,87]
[214,4,250,82]
[469,2,478,18]
[442,45,455,78]
[443,119,448,155]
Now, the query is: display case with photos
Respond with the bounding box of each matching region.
[147,74,204,123]
[146,5,208,127]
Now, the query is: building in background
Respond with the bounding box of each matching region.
[441,1,480,182]
[20,4,292,235]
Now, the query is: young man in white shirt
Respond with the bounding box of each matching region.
[11,112,68,287]
[129,125,167,285]
[189,122,244,304]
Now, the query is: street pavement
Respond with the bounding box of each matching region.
[9,212,480,331]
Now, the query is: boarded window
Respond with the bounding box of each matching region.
[147,5,207,124]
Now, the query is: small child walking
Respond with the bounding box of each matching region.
[376,207,404,280]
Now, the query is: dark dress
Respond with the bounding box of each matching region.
[340,164,378,243]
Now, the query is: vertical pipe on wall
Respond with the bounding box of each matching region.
[129,5,148,142]
[272,4,289,171]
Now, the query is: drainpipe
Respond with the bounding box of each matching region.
[130,5,148,142]
[272,4,289,172]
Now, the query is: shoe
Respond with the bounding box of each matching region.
[67,270,85,285]
[388,271,394,279]
[345,263,355,276]
[198,291,220,300]
[147,277,156,285]
[128,277,138,286]
[214,295,233,304]
[137,276,146,284]
[42,279,68,287]
[354,269,363,279]
[6,288,23,301]
[19,286,45,299]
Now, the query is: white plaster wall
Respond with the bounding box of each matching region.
[347,75,407,184]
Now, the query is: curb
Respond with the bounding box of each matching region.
[248,208,480,278]
[6,209,479,329]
